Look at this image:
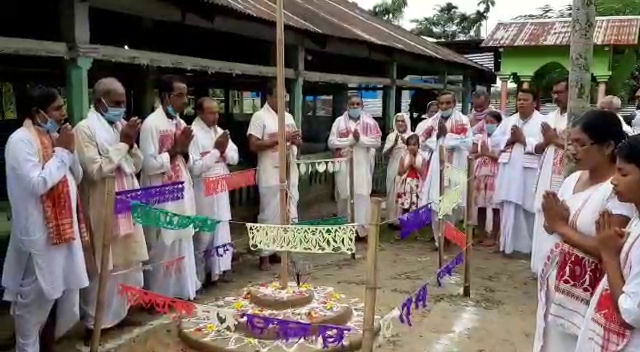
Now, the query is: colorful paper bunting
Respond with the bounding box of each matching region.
[296,216,347,226]
[246,223,357,254]
[297,158,346,175]
[398,205,432,239]
[438,185,464,218]
[204,168,256,197]
[444,222,467,248]
[436,253,464,287]
[242,313,351,347]
[130,202,220,232]
[118,284,196,319]
[114,181,184,215]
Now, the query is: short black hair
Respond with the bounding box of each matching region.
[617,134,640,169]
[517,88,538,101]
[158,74,186,97]
[26,85,60,119]
[574,109,627,161]
[552,76,569,87]
[265,81,277,97]
[406,134,419,145]
[486,110,503,123]
[195,97,215,114]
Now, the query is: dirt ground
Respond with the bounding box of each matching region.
[0,199,538,352]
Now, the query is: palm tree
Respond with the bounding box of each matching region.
[370,0,408,24]
[477,0,495,36]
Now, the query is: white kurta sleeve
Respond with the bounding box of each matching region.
[490,118,511,150]
[70,151,83,183]
[415,120,434,153]
[225,140,239,166]
[188,134,220,178]
[139,118,171,175]
[129,145,144,174]
[328,120,354,150]
[618,241,640,328]
[247,112,264,139]
[442,119,473,151]
[357,129,381,149]
[74,124,130,181]
[382,133,395,154]
[6,134,75,196]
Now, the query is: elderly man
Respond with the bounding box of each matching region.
[598,95,633,134]
[469,88,494,131]
[74,78,149,334]
[247,81,302,271]
[2,86,88,352]
[189,98,238,284]
[139,75,200,299]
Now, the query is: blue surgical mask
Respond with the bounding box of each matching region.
[38,110,60,134]
[348,108,361,119]
[101,99,125,123]
[166,105,178,118]
[486,123,497,135]
[440,109,453,118]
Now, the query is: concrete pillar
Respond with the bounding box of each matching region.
[66,57,93,125]
[462,75,472,115]
[498,75,509,114]
[519,75,533,90]
[595,75,609,104]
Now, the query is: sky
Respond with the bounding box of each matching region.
[353,0,572,34]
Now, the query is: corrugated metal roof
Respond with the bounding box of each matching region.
[482,16,640,47]
[202,0,487,70]
[464,52,495,71]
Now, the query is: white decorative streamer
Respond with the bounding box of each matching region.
[246,223,357,254]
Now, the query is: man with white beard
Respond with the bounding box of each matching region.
[491,89,546,255]
[139,75,200,299]
[328,95,381,240]
[75,77,149,334]
[189,98,238,284]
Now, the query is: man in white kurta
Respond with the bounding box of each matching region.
[328,96,381,238]
[74,78,149,332]
[415,92,472,248]
[139,75,200,299]
[2,86,89,352]
[247,84,302,271]
[189,98,238,283]
[531,79,568,274]
[492,90,545,255]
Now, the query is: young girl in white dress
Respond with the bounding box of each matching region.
[533,110,635,352]
[575,134,640,351]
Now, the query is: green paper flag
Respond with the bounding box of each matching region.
[296,216,347,226]
[130,202,219,232]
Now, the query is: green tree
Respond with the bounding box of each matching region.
[370,0,408,24]
[410,2,493,40]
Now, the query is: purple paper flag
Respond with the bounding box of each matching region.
[414,284,428,310]
[243,314,274,335]
[274,320,313,342]
[115,181,185,214]
[399,204,432,239]
[398,296,414,326]
[318,324,350,348]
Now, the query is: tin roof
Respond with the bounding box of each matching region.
[482,16,640,47]
[202,0,487,70]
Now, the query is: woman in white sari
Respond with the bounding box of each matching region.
[575,134,640,351]
[534,110,634,352]
[383,113,412,224]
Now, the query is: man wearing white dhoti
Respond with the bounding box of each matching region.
[415,91,472,248]
[328,95,382,240]
[139,75,200,299]
[2,86,89,352]
[74,78,149,334]
[531,78,568,274]
[189,98,238,284]
[492,89,545,255]
[247,82,302,271]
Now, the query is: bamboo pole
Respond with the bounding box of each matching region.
[361,197,382,352]
[275,0,289,289]
[90,177,116,352]
[349,149,356,260]
[437,144,445,269]
[463,156,474,297]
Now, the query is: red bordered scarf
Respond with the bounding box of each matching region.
[159,119,186,183]
[419,112,468,164]
[334,111,381,158]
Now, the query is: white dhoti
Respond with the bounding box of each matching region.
[336,190,370,237]
[531,211,557,274]
[144,233,200,300]
[499,202,534,254]
[258,185,299,256]
[7,258,80,352]
[80,268,143,329]
[194,221,233,282]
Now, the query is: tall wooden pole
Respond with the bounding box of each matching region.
[90,178,116,352]
[361,197,382,352]
[463,157,474,297]
[437,144,445,269]
[275,0,289,289]
[349,149,356,260]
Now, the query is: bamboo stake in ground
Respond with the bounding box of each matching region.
[90,178,116,352]
[437,144,445,269]
[275,0,289,289]
[463,156,474,297]
[349,148,356,260]
[361,197,382,352]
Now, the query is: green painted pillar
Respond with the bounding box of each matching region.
[462,75,472,115]
[66,56,92,126]
[290,45,305,127]
[383,61,397,130]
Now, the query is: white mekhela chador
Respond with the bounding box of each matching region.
[492,111,545,254]
[533,171,635,352]
[576,216,640,351]
[531,109,568,274]
[75,108,149,329]
[2,120,89,351]
[139,107,200,299]
[189,117,238,282]
[415,110,472,244]
[383,113,412,221]
[328,111,381,236]
[247,103,299,257]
